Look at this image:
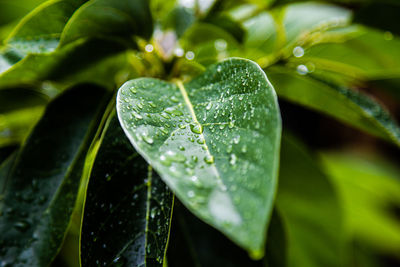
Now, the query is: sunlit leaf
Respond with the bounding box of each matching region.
[117,58,281,257]
[81,113,173,266]
[0,84,109,266]
[268,70,400,147]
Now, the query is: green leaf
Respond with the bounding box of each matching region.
[268,70,400,147]
[0,84,109,266]
[276,135,346,267]
[167,202,287,267]
[60,0,153,46]
[0,38,130,90]
[117,58,282,257]
[5,0,86,56]
[291,26,400,82]
[320,152,400,255]
[81,113,173,266]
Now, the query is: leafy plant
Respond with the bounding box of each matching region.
[1,0,400,266]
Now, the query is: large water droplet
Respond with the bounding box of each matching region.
[204,155,214,164]
[190,123,203,134]
[293,46,304,58]
[296,64,308,75]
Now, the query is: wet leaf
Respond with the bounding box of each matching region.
[117,58,281,257]
[268,70,400,147]
[0,84,109,266]
[81,113,173,266]
[60,0,153,46]
[276,135,346,267]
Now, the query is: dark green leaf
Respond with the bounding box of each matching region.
[81,113,173,266]
[268,70,400,147]
[0,38,130,90]
[117,58,281,257]
[60,0,153,46]
[167,201,286,267]
[5,0,86,56]
[276,135,346,267]
[0,84,109,266]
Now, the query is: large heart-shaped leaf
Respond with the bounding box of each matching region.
[276,135,346,267]
[0,84,109,266]
[81,113,173,266]
[117,58,281,257]
[268,70,400,147]
[60,0,153,46]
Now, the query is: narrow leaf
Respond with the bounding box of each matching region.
[60,0,153,46]
[0,84,109,266]
[268,70,400,147]
[81,113,173,266]
[117,58,281,256]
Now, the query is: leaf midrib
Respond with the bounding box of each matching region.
[174,80,225,191]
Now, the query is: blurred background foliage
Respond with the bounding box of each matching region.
[1,0,400,266]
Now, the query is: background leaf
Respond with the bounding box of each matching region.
[117,58,281,257]
[268,70,400,147]
[0,84,109,266]
[60,0,153,46]
[167,201,286,267]
[276,135,346,267]
[81,113,173,266]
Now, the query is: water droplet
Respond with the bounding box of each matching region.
[145,44,154,52]
[174,47,184,57]
[214,39,227,51]
[233,135,240,144]
[179,145,185,151]
[130,88,137,94]
[142,134,154,145]
[296,64,308,75]
[190,123,203,134]
[14,221,30,232]
[204,155,214,164]
[185,51,195,60]
[165,107,183,116]
[206,102,212,110]
[133,112,143,120]
[170,95,179,103]
[229,154,237,165]
[187,191,195,198]
[293,46,304,58]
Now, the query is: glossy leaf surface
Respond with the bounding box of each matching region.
[0,84,108,266]
[117,58,281,256]
[60,0,153,46]
[6,0,86,56]
[81,113,173,266]
[276,135,345,267]
[268,70,400,147]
